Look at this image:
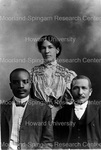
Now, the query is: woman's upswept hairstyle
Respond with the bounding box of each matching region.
[37,35,62,58]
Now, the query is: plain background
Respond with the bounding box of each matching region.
[0,0,101,102]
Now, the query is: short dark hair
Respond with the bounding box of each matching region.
[37,35,62,58]
[71,75,92,89]
[10,68,30,82]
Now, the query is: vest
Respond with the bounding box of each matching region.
[69,108,89,149]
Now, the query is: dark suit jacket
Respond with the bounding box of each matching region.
[53,101,101,149]
[1,97,53,150]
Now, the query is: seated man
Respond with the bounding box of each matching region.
[54,75,101,149]
[1,68,53,150]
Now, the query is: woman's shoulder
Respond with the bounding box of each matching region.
[68,69,77,78]
[31,64,45,73]
[56,64,77,77]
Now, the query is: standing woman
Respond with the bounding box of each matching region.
[30,35,76,121]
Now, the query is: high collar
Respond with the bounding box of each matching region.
[44,60,57,68]
[14,95,29,103]
[74,101,88,110]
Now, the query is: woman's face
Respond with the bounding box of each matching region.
[40,40,59,63]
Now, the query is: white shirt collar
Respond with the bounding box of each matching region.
[74,100,88,110]
[14,95,29,103]
[74,101,88,120]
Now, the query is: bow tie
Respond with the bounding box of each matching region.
[74,104,87,111]
[15,101,27,107]
[75,107,83,111]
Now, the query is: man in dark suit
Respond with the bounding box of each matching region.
[54,75,101,149]
[1,68,53,150]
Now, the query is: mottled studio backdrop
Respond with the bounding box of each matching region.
[0,0,101,102]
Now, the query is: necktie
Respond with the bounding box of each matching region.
[15,101,27,107]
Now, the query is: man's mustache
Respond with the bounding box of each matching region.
[77,95,85,99]
[17,89,27,92]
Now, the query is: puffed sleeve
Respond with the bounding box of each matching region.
[66,70,77,89]
[63,69,77,105]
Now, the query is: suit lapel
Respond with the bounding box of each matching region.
[3,98,13,140]
[87,101,98,124]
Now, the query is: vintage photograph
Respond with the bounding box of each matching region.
[1,0,101,149]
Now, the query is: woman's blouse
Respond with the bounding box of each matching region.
[30,61,76,106]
